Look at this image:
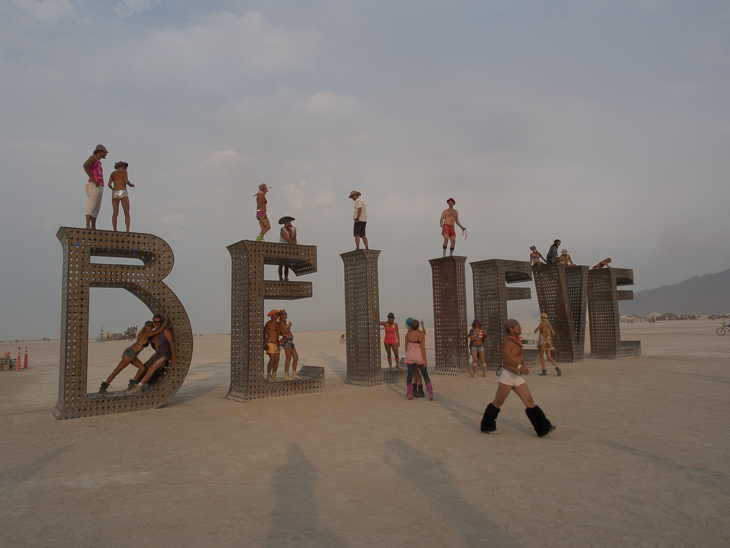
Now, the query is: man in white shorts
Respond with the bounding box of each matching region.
[83,144,108,229]
[480,319,557,437]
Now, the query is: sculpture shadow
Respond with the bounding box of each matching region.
[0,444,73,497]
[266,443,346,547]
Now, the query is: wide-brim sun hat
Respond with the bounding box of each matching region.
[278,216,295,224]
[349,190,361,198]
[95,144,108,153]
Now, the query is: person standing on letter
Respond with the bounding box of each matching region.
[349,190,368,250]
[439,198,466,256]
[83,144,108,229]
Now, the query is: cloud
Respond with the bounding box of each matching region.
[114,0,154,18]
[9,0,72,23]
[344,134,373,145]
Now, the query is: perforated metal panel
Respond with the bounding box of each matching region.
[587,268,641,359]
[566,266,589,360]
[227,240,323,401]
[429,256,469,375]
[533,263,587,363]
[470,259,532,370]
[55,227,193,419]
[340,250,383,386]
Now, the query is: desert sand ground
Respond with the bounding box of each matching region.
[1,320,729,547]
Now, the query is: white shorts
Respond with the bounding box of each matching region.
[498,368,526,387]
[85,182,103,217]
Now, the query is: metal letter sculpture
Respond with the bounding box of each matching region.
[428,256,469,375]
[227,240,323,401]
[587,268,641,358]
[532,263,588,362]
[341,250,404,385]
[55,228,193,419]
[471,259,538,369]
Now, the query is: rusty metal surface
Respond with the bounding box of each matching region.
[55,227,193,419]
[532,263,588,362]
[470,259,533,370]
[340,249,383,386]
[227,240,323,401]
[587,268,641,359]
[429,256,469,375]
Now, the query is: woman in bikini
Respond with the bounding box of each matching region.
[403,319,433,401]
[379,313,401,369]
[534,313,561,376]
[99,316,168,393]
[108,161,135,232]
[468,319,487,377]
[255,183,271,241]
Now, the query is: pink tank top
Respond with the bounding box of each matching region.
[404,335,425,365]
[89,159,103,183]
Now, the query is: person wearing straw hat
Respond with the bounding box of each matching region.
[255,183,271,241]
[560,249,575,266]
[108,161,135,232]
[83,144,109,229]
[480,319,557,437]
[534,313,561,376]
[278,216,297,281]
[439,198,466,257]
[349,190,368,249]
[265,310,282,382]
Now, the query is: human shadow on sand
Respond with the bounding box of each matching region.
[0,444,73,497]
[164,362,229,406]
[384,438,519,547]
[606,442,730,497]
[267,443,347,547]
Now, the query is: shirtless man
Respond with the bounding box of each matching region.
[277,310,301,380]
[265,310,282,382]
[439,198,466,256]
[83,144,108,229]
[108,161,135,232]
[480,319,557,437]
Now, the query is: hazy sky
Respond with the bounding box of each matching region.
[2,0,729,340]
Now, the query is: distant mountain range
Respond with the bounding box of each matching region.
[620,269,730,316]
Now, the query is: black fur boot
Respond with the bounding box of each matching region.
[417,385,425,398]
[99,382,110,394]
[480,403,501,433]
[525,405,557,437]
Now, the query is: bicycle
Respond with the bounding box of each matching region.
[716,321,730,336]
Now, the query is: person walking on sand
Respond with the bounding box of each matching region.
[404,319,433,401]
[535,313,561,376]
[480,319,557,437]
[278,216,297,281]
[277,310,301,380]
[83,144,108,229]
[379,313,401,369]
[126,314,176,393]
[349,190,368,249]
[108,161,135,232]
[255,184,271,241]
[405,318,427,397]
[439,198,466,256]
[265,310,281,381]
[98,316,167,394]
[592,258,612,269]
[469,319,487,377]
